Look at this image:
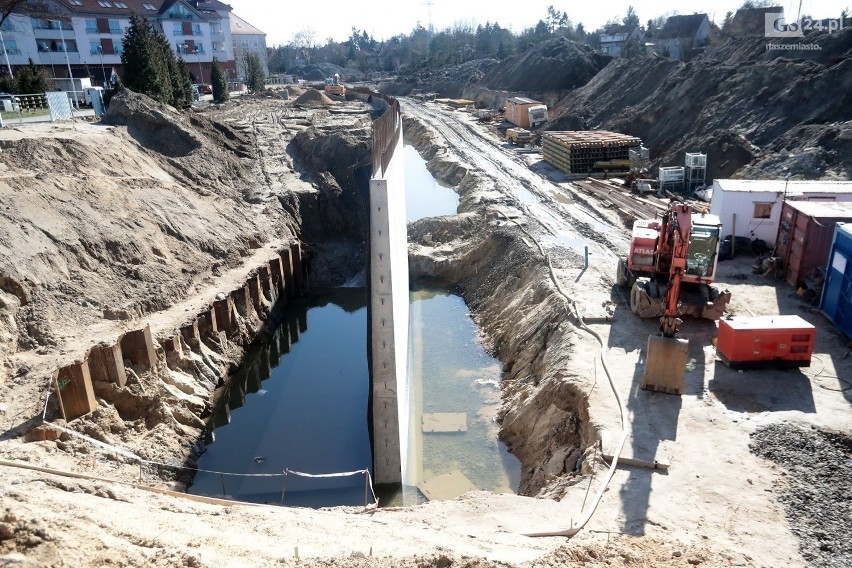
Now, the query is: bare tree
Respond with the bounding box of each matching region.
[291,27,318,50]
[0,1,55,28]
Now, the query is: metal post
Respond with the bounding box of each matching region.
[0,30,12,79]
[584,246,589,269]
[196,48,203,85]
[56,19,77,108]
[97,45,106,87]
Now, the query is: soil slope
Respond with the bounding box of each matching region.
[548,31,852,180]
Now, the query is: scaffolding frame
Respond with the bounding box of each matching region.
[659,166,685,194]
[685,152,707,192]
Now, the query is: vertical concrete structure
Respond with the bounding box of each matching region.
[119,325,157,371]
[290,241,304,291]
[269,257,286,299]
[281,247,296,299]
[368,96,409,485]
[88,343,127,387]
[55,361,97,420]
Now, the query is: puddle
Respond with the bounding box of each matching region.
[395,289,521,505]
[189,289,371,508]
[403,144,459,221]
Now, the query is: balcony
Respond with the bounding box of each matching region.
[37,51,82,65]
[32,21,73,31]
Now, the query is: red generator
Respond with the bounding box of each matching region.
[716,315,815,369]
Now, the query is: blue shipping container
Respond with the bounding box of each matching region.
[820,222,852,339]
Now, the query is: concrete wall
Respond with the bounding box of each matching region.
[369,131,410,485]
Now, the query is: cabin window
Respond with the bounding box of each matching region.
[753,203,773,219]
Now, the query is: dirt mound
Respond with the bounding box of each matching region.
[103,89,202,157]
[295,89,335,106]
[481,38,609,92]
[290,63,364,82]
[380,59,500,98]
[549,30,852,180]
[751,423,852,567]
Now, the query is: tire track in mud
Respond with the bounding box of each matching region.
[400,98,629,261]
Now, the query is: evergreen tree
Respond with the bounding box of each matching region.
[211,57,228,103]
[15,58,54,93]
[623,5,640,26]
[244,52,265,93]
[120,14,191,108]
[121,14,166,101]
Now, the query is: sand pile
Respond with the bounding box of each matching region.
[295,89,335,106]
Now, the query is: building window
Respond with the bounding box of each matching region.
[68,0,83,4]
[253,40,258,48]
[192,24,202,35]
[3,40,19,55]
[143,3,156,10]
[97,1,113,7]
[212,42,225,52]
[85,19,97,33]
[108,20,121,34]
[90,40,101,55]
[173,23,183,35]
[114,1,128,7]
[114,41,123,54]
[754,203,773,219]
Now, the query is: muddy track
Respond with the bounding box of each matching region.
[400,98,629,258]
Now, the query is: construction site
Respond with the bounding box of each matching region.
[1,21,851,568]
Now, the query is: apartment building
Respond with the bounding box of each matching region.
[0,1,257,87]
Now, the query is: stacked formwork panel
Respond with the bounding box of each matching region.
[542,131,642,175]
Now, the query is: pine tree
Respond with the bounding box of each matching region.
[15,58,54,93]
[211,57,228,103]
[244,52,265,93]
[121,14,167,101]
[121,14,193,107]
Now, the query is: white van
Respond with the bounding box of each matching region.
[84,87,104,107]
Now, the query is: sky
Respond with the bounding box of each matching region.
[224,0,848,46]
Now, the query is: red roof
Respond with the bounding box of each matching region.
[56,0,232,18]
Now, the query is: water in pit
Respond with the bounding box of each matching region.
[399,289,521,505]
[189,289,371,508]
[403,143,459,221]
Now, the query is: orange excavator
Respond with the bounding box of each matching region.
[616,200,731,394]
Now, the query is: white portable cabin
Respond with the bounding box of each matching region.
[709,179,852,246]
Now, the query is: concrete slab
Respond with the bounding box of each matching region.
[422,412,467,433]
[417,470,478,501]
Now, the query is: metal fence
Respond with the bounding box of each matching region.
[351,86,401,179]
[0,92,96,126]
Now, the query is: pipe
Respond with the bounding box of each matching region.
[508,218,628,538]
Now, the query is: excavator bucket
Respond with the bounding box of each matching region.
[641,335,689,395]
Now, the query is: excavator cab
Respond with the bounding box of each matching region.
[685,224,720,277]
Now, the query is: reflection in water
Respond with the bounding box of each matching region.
[189,289,370,508]
[403,143,459,221]
[400,289,520,505]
